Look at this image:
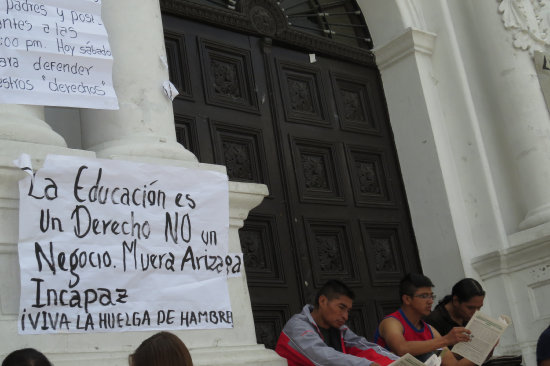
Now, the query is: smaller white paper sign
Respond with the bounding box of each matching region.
[0,0,118,109]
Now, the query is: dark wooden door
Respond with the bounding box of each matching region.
[162,15,422,349]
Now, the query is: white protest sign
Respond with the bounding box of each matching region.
[17,155,241,334]
[0,0,118,109]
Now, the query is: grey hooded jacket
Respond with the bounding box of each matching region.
[275,304,398,366]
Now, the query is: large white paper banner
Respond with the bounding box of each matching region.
[17,155,239,334]
[0,0,118,109]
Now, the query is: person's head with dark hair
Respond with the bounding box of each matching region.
[399,273,435,300]
[314,279,355,308]
[129,331,193,366]
[398,273,435,318]
[2,348,52,366]
[442,278,485,325]
[311,279,355,330]
[450,278,485,303]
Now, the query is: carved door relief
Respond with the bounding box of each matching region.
[163,13,421,349]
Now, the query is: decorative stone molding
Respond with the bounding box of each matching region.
[374,27,437,71]
[396,0,428,30]
[471,221,550,279]
[229,181,269,230]
[240,0,287,37]
[160,0,376,66]
[497,0,550,55]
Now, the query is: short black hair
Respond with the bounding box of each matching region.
[399,273,434,301]
[2,348,52,366]
[314,279,355,308]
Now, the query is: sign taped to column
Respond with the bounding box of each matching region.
[16,154,241,334]
[0,0,118,109]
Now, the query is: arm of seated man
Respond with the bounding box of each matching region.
[379,317,471,357]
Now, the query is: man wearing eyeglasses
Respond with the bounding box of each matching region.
[374,273,474,366]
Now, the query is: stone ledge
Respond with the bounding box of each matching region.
[472,224,550,280]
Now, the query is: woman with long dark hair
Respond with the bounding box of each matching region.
[425,278,485,337]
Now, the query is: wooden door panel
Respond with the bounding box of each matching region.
[360,221,410,286]
[209,120,269,183]
[198,38,260,114]
[302,218,362,287]
[344,144,396,207]
[349,301,380,340]
[275,60,331,127]
[239,213,286,286]
[252,304,293,350]
[330,71,382,134]
[290,137,347,204]
[175,114,200,160]
[164,31,193,100]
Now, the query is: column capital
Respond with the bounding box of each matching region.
[374,27,437,70]
[229,181,269,230]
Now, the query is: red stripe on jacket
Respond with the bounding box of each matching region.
[276,330,395,366]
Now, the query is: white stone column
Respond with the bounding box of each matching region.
[496,60,550,231]
[79,0,196,162]
[460,0,550,231]
[373,28,466,287]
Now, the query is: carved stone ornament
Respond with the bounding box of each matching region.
[250,6,277,36]
[240,0,287,36]
[498,0,550,55]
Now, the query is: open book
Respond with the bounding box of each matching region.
[452,311,511,365]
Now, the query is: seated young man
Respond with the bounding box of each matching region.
[276,279,398,366]
[374,273,474,366]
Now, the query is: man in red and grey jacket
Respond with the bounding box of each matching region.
[275,280,398,366]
